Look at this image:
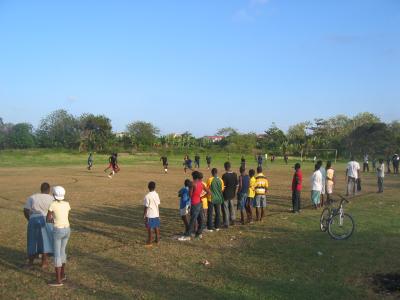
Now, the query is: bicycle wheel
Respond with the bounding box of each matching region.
[320,208,330,232]
[328,213,355,240]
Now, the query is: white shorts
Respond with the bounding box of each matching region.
[180,206,190,217]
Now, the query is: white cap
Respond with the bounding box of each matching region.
[53,186,66,201]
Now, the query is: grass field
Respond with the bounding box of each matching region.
[0,152,399,299]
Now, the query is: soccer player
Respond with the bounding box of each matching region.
[143,182,161,246]
[87,152,94,170]
[206,155,212,170]
[160,156,168,174]
[105,153,119,179]
[183,155,193,173]
[194,154,200,169]
[257,155,263,168]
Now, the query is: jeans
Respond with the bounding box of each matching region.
[363,163,369,172]
[185,203,204,236]
[346,177,356,196]
[53,227,70,267]
[222,198,236,226]
[292,190,301,212]
[207,203,221,230]
[378,177,384,193]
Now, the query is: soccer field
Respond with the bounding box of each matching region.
[0,156,399,299]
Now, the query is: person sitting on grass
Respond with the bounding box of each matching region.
[178,179,192,233]
[254,167,269,222]
[24,182,54,269]
[237,166,250,225]
[206,168,224,232]
[143,181,161,247]
[179,171,210,241]
[47,186,70,287]
[246,169,256,223]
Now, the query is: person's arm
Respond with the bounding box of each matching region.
[238,176,243,194]
[46,211,54,223]
[23,208,30,221]
[143,207,148,222]
[202,182,211,196]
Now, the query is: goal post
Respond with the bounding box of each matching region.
[301,149,338,163]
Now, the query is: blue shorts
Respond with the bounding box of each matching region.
[253,195,267,208]
[238,193,248,210]
[146,217,160,229]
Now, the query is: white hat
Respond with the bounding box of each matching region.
[53,186,66,201]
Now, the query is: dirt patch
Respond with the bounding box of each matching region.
[372,273,400,296]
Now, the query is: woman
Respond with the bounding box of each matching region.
[47,186,71,287]
[311,164,323,209]
[326,161,335,204]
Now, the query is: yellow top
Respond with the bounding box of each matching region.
[255,173,269,195]
[248,176,256,198]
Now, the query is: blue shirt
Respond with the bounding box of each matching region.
[240,175,250,194]
[178,187,190,209]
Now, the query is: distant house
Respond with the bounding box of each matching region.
[115,132,127,138]
[204,136,225,143]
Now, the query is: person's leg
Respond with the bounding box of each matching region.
[207,204,214,230]
[155,227,160,243]
[60,229,70,280]
[52,229,62,284]
[223,200,229,227]
[292,191,296,212]
[297,191,301,212]
[181,215,189,233]
[215,204,221,229]
[196,206,205,237]
[146,227,152,245]
[186,204,200,236]
[229,198,236,225]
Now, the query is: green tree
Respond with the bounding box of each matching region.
[216,127,238,137]
[79,114,113,152]
[36,110,80,149]
[126,121,160,149]
[7,123,35,149]
[259,123,287,154]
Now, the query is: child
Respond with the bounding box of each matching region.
[143,181,161,246]
[246,169,256,223]
[377,159,385,193]
[237,166,250,225]
[87,152,93,170]
[254,167,268,222]
[198,172,209,231]
[206,168,224,231]
[178,179,191,232]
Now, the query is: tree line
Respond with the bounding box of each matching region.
[0,110,398,158]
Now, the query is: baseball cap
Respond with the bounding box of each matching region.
[53,186,66,201]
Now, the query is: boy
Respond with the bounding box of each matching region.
[291,163,302,213]
[87,152,93,170]
[222,162,238,227]
[178,179,191,232]
[237,167,250,225]
[206,168,224,231]
[254,167,268,222]
[160,156,168,174]
[206,155,212,170]
[195,154,200,169]
[105,153,120,179]
[143,181,161,246]
[199,172,209,231]
[377,159,385,193]
[246,169,256,223]
[183,156,193,173]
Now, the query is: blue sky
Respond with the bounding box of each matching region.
[0,0,399,136]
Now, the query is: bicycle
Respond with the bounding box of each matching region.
[320,195,355,240]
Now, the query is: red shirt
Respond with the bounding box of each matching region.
[191,181,203,205]
[292,170,303,191]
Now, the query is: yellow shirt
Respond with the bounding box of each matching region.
[255,173,269,195]
[248,176,256,198]
[49,200,71,228]
[206,177,225,202]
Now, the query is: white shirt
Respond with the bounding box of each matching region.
[49,200,71,228]
[144,191,160,218]
[347,161,360,179]
[311,170,323,192]
[24,193,54,217]
[377,163,385,178]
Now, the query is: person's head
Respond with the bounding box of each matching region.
[294,163,301,170]
[211,168,218,176]
[317,160,323,167]
[239,166,246,174]
[350,155,355,161]
[314,164,320,171]
[148,181,156,191]
[379,158,384,164]
[40,182,51,194]
[115,153,118,157]
[249,169,255,177]
[257,166,262,174]
[192,171,200,180]
[326,161,332,169]
[52,186,66,201]
[198,172,204,180]
[184,179,192,188]
[224,161,231,171]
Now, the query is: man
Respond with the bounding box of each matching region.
[87,152,94,170]
[23,182,54,267]
[194,154,200,169]
[377,159,385,193]
[317,160,326,206]
[257,155,263,168]
[291,163,302,213]
[206,155,212,170]
[393,154,399,174]
[363,153,369,172]
[346,156,360,197]
[160,156,168,174]
[254,167,269,221]
[221,162,238,227]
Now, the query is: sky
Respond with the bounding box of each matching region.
[0,0,399,136]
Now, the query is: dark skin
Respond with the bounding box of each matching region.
[237,171,246,225]
[143,193,160,246]
[190,178,210,232]
[24,189,51,268]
